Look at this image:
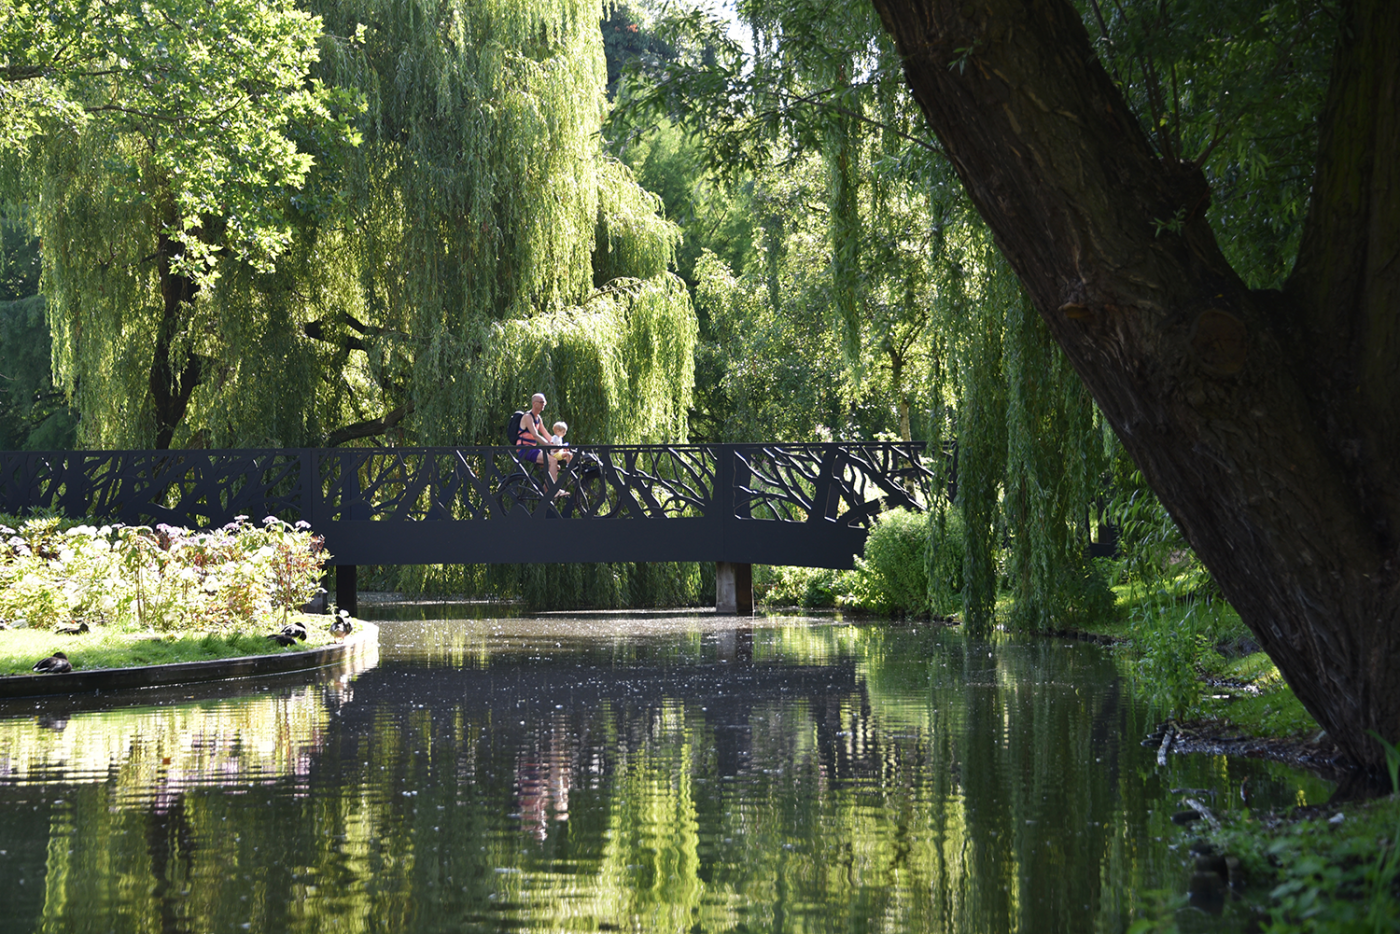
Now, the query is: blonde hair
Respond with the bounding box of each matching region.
[552,421,568,435]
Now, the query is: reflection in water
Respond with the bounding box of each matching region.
[0,613,1330,933]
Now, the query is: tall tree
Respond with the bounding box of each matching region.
[622,0,1110,631]
[867,0,1398,773]
[4,0,695,449]
[304,0,694,448]
[2,0,354,448]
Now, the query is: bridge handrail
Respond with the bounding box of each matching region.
[1,442,929,524]
[0,444,932,570]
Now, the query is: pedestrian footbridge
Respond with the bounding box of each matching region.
[1,443,932,614]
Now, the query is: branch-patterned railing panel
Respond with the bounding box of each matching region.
[0,450,311,528]
[736,443,930,525]
[1,443,930,567]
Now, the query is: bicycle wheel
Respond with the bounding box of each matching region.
[572,466,606,517]
[497,472,540,516]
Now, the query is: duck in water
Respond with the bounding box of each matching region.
[33,651,72,673]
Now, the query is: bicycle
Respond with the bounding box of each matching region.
[496,450,607,518]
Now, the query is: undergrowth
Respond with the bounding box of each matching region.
[1199,735,1400,934]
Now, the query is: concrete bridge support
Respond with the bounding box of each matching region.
[716,561,753,616]
[336,565,358,618]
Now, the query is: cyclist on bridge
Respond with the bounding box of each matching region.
[516,393,566,489]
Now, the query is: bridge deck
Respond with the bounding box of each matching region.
[1,443,930,572]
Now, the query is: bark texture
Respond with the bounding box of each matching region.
[152,233,204,451]
[867,0,1400,772]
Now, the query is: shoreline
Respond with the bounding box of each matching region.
[0,622,379,700]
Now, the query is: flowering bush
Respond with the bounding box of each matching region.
[0,516,328,633]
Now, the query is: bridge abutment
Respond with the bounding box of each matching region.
[716,562,753,616]
[336,565,358,618]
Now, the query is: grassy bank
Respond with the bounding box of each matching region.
[0,613,340,676]
[1088,588,1400,933]
[1086,583,1322,740]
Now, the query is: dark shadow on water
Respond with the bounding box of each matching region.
[356,596,527,621]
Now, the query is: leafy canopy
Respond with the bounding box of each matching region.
[1,0,360,281]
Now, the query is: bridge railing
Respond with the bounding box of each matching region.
[0,443,931,569]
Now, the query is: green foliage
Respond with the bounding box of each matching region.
[594,159,682,285]
[1128,599,1213,720]
[9,0,359,448]
[0,516,326,633]
[468,274,696,447]
[691,242,851,441]
[613,0,1339,648]
[1201,657,1320,738]
[364,560,712,611]
[625,0,1110,632]
[518,560,709,611]
[6,0,695,450]
[609,114,759,290]
[1107,458,1253,719]
[948,243,1007,634]
[299,0,697,449]
[1003,288,1109,632]
[845,508,929,618]
[0,624,329,676]
[1110,461,1216,603]
[1124,890,1188,934]
[600,3,675,100]
[753,565,843,609]
[0,294,76,450]
[0,223,78,450]
[6,0,355,281]
[1206,763,1400,934]
[1073,0,1335,289]
[924,503,964,619]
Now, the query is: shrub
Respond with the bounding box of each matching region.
[755,565,844,608]
[0,516,327,632]
[848,508,930,618]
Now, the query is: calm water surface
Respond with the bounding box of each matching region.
[0,608,1333,933]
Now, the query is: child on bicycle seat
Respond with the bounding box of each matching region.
[550,421,574,465]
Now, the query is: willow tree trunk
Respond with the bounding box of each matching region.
[868,0,1400,774]
[151,232,203,450]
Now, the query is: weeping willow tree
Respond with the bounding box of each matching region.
[10,0,693,449]
[6,0,350,449]
[298,0,698,604]
[300,0,695,449]
[626,0,1105,629]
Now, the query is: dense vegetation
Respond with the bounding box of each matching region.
[3,1,1399,923]
[0,512,333,674]
[1,0,1392,753]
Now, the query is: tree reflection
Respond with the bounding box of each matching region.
[0,621,1332,933]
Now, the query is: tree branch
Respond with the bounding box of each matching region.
[303,318,368,352]
[325,402,415,447]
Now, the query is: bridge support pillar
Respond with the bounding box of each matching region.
[335,565,358,618]
[716,562,753,616]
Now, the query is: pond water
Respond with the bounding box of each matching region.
[0,607,1333,934]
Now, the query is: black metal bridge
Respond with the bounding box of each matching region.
[0,443,931,614]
